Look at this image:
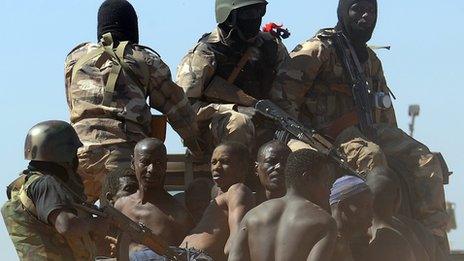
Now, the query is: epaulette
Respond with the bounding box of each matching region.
[134,44,161,58]
[66,42,90,57]
[198,32,212,43]
[316,28,336,39]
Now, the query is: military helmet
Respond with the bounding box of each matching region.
[215,0,268,24]
[24,120,83,164]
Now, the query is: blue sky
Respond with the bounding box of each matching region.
[0,0,462,258]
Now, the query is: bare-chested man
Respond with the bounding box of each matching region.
[181,142,256,261]
[366,168,416,261]
[330,175,373,261]
[255,141,292,203]
[114,138,194,260]
[229,149,337,261]
[101,167,138,207]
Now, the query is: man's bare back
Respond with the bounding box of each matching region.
[229,195,336,261]
[181,183,254,261]
[116,190,193,247]
[229,149,337,261]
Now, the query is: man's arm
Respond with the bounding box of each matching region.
[227,217,251,261]
[224,184,256,256]
[307,218,337,261]
[146,54,202,154]
[270,39,327,117]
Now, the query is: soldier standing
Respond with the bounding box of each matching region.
[65,0,201,202]
[272,0,450,252]
[2,121,107,260]
[176,0,288,150]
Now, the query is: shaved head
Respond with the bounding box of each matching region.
[133,138,167,191]
[257,141,291,162]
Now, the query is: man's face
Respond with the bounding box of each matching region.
[133,146,167,191]
[256,147,287,193]
[235,4,267,41]
[347,1,377,38]
[342,190,374,234]
[114,176,138,202]
[211,145,244,192]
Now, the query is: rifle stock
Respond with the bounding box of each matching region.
[255,100,364,180]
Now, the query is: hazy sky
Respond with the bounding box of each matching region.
[0,0,462,259]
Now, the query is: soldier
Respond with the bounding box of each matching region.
[65,0,201,202]
[272,0,449,249]
[1,121,107,260]
[176,0,288,151]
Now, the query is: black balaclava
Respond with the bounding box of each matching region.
[219,3,266,50]
[336,0,377,62]
[97,0,139,44]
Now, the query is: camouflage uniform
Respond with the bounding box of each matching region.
[2,171,95,260]
[176,28,288,147]
[65,40,198,202]
[272,29,448,238]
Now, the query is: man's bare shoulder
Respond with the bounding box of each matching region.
[223,183,256,208]
[243,198,286,224]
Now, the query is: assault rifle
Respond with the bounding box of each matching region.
[255,99,363,179]
[333,32,375,135]
[73,202,179,261]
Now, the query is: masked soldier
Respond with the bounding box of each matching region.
[272,0,450,252]
[65,0,201,202]
[176,0,288,150]
[2,121,106,260]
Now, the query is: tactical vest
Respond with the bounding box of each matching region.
[201,33,279,100]
[1,172,95,261]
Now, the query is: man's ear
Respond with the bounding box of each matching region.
[254,161,259,176]
[131,156,135,170]
[105,192,113,205]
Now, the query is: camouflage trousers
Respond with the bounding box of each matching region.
[77,143,134,202]
[288,124,449,239]
[202,108,255,148]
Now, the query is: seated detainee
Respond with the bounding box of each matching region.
[366,169,416,261]
[229,149,337,261]
[181,142,256,261]
[255,141,292,203]
[100,167,138,207]
[114,138,194,260]
[330,176,373,261]
[368,167,445,261]
[185,178,215,225]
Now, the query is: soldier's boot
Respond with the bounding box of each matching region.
[210,109,255,148]
[77,143,134,203]
[372,124,450,253]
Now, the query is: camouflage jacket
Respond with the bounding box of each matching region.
[271,28,397,139]
[176,28,289,122]
[65,42,198,149]
[2,171,95,260]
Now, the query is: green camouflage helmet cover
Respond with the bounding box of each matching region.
[24,120,83,163]
[215,0,268,24]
